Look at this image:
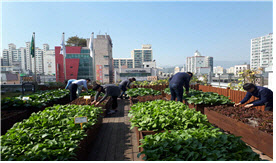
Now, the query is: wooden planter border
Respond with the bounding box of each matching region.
[74,115,103,161]
[204,107,273,158]
[1,95,71,135]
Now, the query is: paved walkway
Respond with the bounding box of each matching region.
[87,99,141,161]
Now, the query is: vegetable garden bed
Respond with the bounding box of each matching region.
[1,105,103,161]
[164,88,233,114]
[138,129,263,161]
[126,88,163,106]
[74,115,103,160]
[1,91,71,135]
[129,95,164,106]
[204,106,273,158]
[69,96,112,117]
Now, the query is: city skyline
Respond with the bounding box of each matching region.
[2,1,272,67]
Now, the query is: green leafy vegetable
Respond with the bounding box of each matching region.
[126,88,161,97]
[128,100,211,131]
[139,128,262,161]
[1,105,103,161]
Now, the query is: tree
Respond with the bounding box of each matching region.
[66,36,87,47]
[228,68,263,91]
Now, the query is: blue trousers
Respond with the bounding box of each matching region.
[169,83,183,102]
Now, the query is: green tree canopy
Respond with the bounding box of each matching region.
[66,36,87,47]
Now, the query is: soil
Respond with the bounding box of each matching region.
[130,95,165,105]
[205,105,273,135]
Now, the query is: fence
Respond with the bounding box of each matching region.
[198,85,265,111]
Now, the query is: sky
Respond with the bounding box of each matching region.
[1,1,273,68]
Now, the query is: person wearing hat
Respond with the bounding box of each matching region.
[69,78,91,101]
[91,83,121,115]
[119,77,136,99]
[234,83,273,111]
[169,72,193,102]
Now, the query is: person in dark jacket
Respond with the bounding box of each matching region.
[119,78,136,99]
[234,83,273,111]
[91,83,121,115]
[169,72,193,102]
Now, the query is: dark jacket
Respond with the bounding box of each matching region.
[240,86,273,107]
[95,84,121,103]
[119,79,131,89]
[169,72,191,91]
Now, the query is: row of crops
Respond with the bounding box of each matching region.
[1,86,273,161]
[1,105,103,161]
[1,88,108,161]
[126,87,273,135]
[1,89,70,110]
[126,87,272,160]
[129,100,263,161]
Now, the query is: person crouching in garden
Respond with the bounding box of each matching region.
[69,78,90,102]
[119,77,136,99]
[91,83,121,115]
[169,72,193,102]
[65,79,82,98]
[234,83,273,111]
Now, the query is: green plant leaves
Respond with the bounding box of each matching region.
[129,100,212,131]
[1,105,103,161]
[1,89,70,110]
[126,88,161,97]
[139,129,262,161]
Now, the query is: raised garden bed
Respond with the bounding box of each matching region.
[129,95,164,106]
[134,127,165,153]
[204,106,273,158]
[74,115,103,160]
[1,105,103,161]
[69,96,112,116]
[137,129,263,161]
[1,95,70,135]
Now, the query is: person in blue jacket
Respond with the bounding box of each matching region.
[68,79,90,101]
[169,72,193,102]
[65,79,76,89]
[234,83,273,111]
[65,79,83,98]
[119,78,136,99]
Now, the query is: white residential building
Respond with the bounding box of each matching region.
[3,43,56,75]
[8,43,16,66]
[113,58,134,69]
[2,49,9,66]
[31,48,44,74]
[227,67,235,74]
[186,50,213,75]
[234,64,250,76]
[131,44,153,68]
[213,66,226,75]
[174,66,180,74]
[251,33,273,70]
[180,65,186,72]
[43,50,55,75]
